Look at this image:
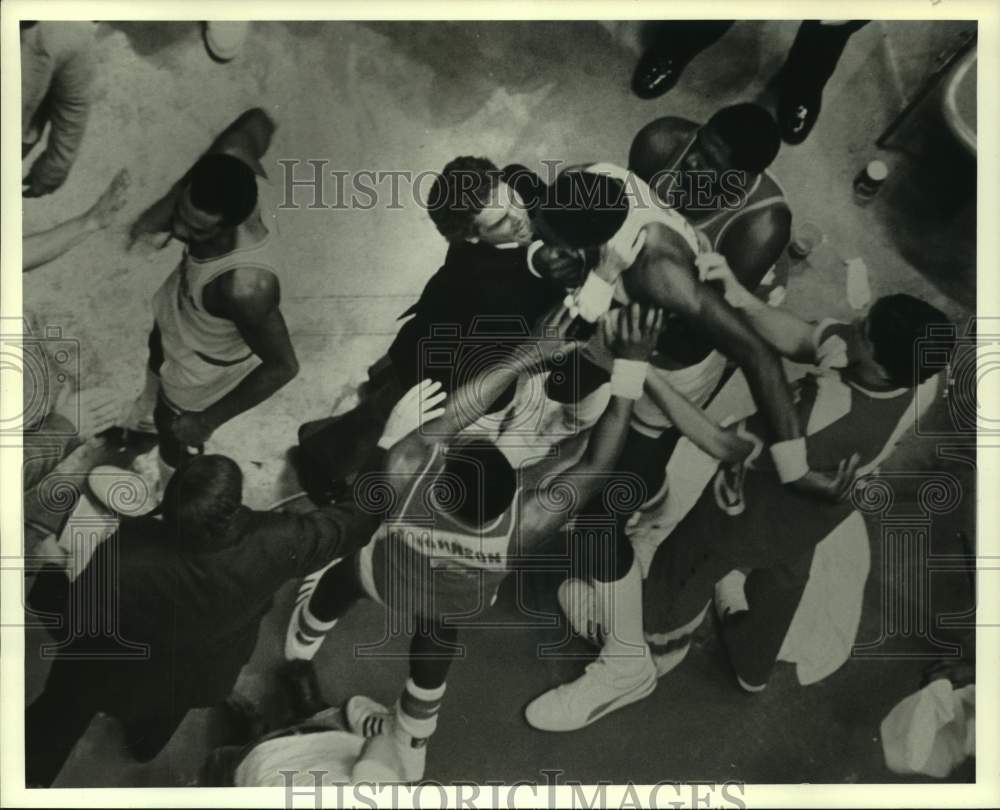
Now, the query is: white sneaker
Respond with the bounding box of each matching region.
[713,570,749,620]
[524,656,656,732]
[284,557,342,661]
[87,463,158,517]
[351,724,426,784]
[203,21,249,61]
[345,695,391,738]
[557,578,605,646]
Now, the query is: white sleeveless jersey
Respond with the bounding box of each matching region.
[153,180,281,413]
[584,163,725,437]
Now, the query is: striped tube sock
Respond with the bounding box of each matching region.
[395,679,445,744]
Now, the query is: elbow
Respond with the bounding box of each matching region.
[268,358,299,387]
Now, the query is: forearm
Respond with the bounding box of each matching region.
[577,396,634,472]
[23,213,98,272]
[644,375,753,463]
[739,345,801,444]
[730,290,816,362]
[434,343,543,437]
[199,361,297,428]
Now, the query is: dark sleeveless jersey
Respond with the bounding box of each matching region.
[631,118,790,368]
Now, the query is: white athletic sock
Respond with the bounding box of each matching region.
[395,679,445,743]
[595,559,650,674]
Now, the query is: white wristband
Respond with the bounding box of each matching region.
[526,240,545,279]
[574,272,616,323]
[610,359,648,400]
[770,437,809,483]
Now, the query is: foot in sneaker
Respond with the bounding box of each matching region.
[345,695,391,738]
[524,657,656,732]
[557,578,605,646]
[284,558,341,661]
[351,722,426,784]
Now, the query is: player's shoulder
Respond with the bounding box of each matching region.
[212,265,281,318]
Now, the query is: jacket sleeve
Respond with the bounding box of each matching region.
[30,24,96,189]
[279,447,391,576]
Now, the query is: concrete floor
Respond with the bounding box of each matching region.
[22,20,977,786]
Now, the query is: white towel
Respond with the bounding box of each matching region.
[777,510,871,684]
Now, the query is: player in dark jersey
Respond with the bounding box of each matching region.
[621,253,954,689]
[282,303,664,782]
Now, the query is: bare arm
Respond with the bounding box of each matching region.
[521,304,662,539]
[428,305,579,441]
[643,372,755,463]
[696,252,818,362]
[201,269,299,427]
[23,170,129,272]
[632,224,801,444]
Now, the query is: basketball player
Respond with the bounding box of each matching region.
[625,255,954,688]
[92,109,298,509]
[522,164,857,731]
[282,303,663,782]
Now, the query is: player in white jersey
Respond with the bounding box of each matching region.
[91,110,298,511]
[280,303,663,782]
[522,165,858,730]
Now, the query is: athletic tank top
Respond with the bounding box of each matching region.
[153,185,281,413]
[583,163,726,437]
[657,130,789,253]
[368,444,522,620]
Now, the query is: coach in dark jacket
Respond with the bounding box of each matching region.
[297,158,589,496]
[22,374,442,788]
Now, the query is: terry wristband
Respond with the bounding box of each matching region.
[574,272,616,323]
[526,240,545,279]
[610,359,648,400]
[770,437,809,483]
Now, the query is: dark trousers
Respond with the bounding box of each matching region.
[25,659,187,786]
[569,426,681,584]
[645,20,868,94]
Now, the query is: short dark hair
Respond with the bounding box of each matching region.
[161,454,244,551]
[427,156,501,243]
[867,294,954,388]
[438,438,516,527]
[535,171,629,249]
[188,153,258,226]
[704,103,781,174]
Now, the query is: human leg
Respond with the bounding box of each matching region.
[632,20,736,99]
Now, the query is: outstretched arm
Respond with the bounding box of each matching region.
[428,304,580,440]
[522,305,663,539]
[643,372,755,463]
[633,224,801,445]
[696,252,819,363]
[23,170,129,272]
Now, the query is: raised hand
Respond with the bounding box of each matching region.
[378,379,448,449]
[601,303,664,361]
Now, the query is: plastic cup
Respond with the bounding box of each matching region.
[789,222,824,259]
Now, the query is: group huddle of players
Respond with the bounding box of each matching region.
[27,92,954,784]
